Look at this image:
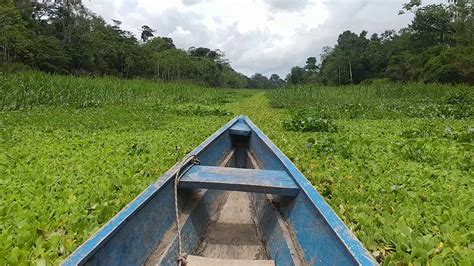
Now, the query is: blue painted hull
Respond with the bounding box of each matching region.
[64,116,377,266]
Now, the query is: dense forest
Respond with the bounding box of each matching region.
[286,0,474,85]
[0,0,249,88]
[0,0,473,87]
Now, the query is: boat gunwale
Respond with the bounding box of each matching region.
[62,116,241,265]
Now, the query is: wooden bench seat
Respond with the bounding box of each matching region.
[179,166,299,197]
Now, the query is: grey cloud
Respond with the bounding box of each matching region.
[319,0,412,39]
[85,0,416,77]
[152,9,211,49]
[212,16,222,24]
[264,0,311,12]
[214,24,310,77]
[181,0,203,6]
[235,1,413,77]
[110,6,210,49]
[168,0,412,77]
[256,1,413,76]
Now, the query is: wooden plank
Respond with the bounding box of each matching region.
[187,255,275,266]
[219,149,235,167]
[179,166,300,196]
[229,122,252,136]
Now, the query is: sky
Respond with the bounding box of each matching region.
[82,0,437,77]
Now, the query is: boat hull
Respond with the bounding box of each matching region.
[64,116,376,265]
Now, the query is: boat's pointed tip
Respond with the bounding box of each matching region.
[236,115,250,121]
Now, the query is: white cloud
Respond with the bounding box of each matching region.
[84,0,425,77]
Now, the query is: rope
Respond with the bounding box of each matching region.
[174,154,200,266]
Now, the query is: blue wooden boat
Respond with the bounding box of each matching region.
[64,116,376,266]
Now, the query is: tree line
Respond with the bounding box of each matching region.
[286,0,473,85]
[1,0,472,88]
[0,0,249,88]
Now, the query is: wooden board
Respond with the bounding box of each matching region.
[179,166,300,196]
[229,122,252,136]
[186,255,275,266]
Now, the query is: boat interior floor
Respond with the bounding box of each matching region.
[193,191,268,260]
[185,255,275,266]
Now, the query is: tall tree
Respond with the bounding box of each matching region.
[269,73,285,87]
[0,0,31,63]
[286,66,305,85]
[304,57,318,72]
[140,25,155,42]
[249,73,270,89]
